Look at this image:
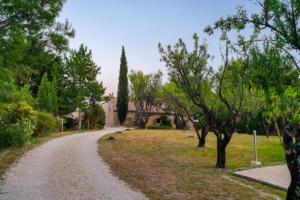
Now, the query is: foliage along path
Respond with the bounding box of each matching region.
[0,128,148,200]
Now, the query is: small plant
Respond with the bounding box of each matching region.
[34,112,60,137]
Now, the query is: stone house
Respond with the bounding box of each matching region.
[103,97,176,128]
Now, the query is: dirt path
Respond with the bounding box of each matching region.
[0,128,148,200]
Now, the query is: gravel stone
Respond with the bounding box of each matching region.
[0,128,148,200]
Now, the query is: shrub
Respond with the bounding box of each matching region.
[64,116,78,130]
[0,101,37,148]
[34,112,60,136]
[84,106,106,129]
[0,79,36,106]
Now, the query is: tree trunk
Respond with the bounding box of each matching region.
[139,123,146,129]
[137,118,146,129]
[216,138,226,168]
[286,154,300,200]
[216,134,232,168]
[273,117,300,200]
[192,123,202,147]
[197,125,209,148]
[78,108,82,131]
[176,115,187,129]
[135,111,148,129]
[198,133,205,148]
[283,130,300,200]
[266,126,269,138]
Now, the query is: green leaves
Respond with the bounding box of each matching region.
[261,86,300,128]
[207,0,300,73]
[0,0,75,96]
[0,0,65,34]
[37,73,58,115]
[63,44,106,114]
[0,101,37,148]
[117,46,129,124]
[282,87,300,125]
[159,33,212,108]
[249,41,300,128]
[163,82,203,125]
[129,70,163,127]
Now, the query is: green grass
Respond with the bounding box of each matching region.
[99,129,286,200]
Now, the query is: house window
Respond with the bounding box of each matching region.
[156,118,161,125]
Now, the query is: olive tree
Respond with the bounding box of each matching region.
[159,33,250,168]
[129,70,163,128]
[205,1,300,197]
[163,82,208,148]
[250,42,300,199]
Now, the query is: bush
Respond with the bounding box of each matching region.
[0,101,37,148]
[64,116,78,130]
[84,106,106,129]
[160,115,171,126]
[0,79,36,106]
[34,112,60,136]
[147,125,172,129]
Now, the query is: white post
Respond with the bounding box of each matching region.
[78,108,81,131]
[61,118,64,133]
[251,130,261,166]
[253,130,257,162]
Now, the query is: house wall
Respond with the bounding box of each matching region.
[145,114,176,128]
[122,112,174,128]
[103,100,176,128]
[103,102,120,127]
[103,108,176,128]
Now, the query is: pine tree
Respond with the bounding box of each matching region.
[116,46,129,125]
[64,44,106,131]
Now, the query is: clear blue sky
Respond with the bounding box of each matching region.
[59,0,258,95]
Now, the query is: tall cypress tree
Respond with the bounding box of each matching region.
[37,73,58,115]
[37,73,50,112]
[116,46,129,124]
[49,77,58,115]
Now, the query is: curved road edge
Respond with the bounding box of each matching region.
[0,127,148,200]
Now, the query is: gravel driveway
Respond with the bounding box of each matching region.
[0,128,148,200]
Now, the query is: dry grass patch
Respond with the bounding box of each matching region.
[99,129,286,200]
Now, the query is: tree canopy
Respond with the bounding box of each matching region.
[64,44,106,130]
[129,70,163,128]
[159,33,251,168]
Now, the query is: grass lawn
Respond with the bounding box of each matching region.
[99,129,286,200]
[0,131,81,181]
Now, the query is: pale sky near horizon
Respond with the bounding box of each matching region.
[59,0,259,95]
